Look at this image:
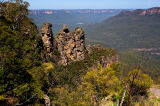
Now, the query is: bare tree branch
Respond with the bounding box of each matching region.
[15,94,37,105]
[120,85,127,106]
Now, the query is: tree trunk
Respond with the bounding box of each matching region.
[120,89,126,106]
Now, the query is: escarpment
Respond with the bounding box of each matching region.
[41,23,118,66]
[122,7,160,16]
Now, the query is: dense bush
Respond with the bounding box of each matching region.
[81,64,121,105]
[118,69,153,106]
[126,70,153,104]
[0,0,48,105]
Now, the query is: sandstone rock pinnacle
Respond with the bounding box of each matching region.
[40,23,118,66]
[55,26,85,65]
[41,23,54,53]
[62,24,70,33]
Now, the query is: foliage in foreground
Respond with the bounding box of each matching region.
[0,0,49,105]
[123,69,153,105]
[49,65,153,106]
[119,50,160,83]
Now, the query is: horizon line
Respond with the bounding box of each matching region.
[29,7,159,10]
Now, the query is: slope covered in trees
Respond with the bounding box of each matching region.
[85,8,160,50]
[85,8,160,86]
[0,0,51,105]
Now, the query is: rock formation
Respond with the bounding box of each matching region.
[43,94,50,106]
[55,24,85,65]
[41,23,54,53]
[40,23,118,66]
[86,45,119,68]
[100,55,119,67]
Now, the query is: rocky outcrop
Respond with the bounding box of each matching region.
[40,23,118,66]
[86,45,119,68]
[43,94,50,106]
[100,55,119,67]
[41,23,54,53]
[55,25,85,65]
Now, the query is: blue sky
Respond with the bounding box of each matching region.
[26,0,160,9]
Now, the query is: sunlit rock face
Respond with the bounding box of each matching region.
[40,23,118,66]
[122,7,160,16]
[55,24,85,65]
[41,23,54,53]
[139,7,160,15]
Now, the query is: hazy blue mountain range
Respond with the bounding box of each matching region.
[28,9,122,33]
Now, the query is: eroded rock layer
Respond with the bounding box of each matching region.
[41,23,54,53]
[55,25,85,65]
[40,23,118,66]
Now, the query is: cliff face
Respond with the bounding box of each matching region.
[41,23,54,53]
[29,9,121,15]
[139,7,160,15]
[55,25,85,65]
[122,7,160,16]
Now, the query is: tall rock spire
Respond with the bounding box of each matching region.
[41,23,54,53]
[55,25,85,65]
